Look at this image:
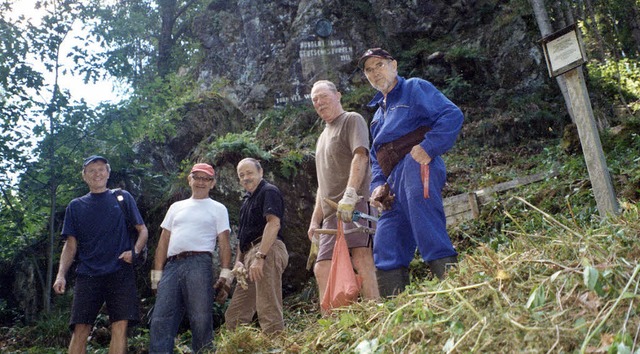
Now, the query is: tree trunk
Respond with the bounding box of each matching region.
[553,1,567,29]
[561,0,575,26]
[629,5,640,57]
[157,0,178,78]
[584,0,607,60]
[528,0,576,123]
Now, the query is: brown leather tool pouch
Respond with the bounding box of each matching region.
[376,126,431,177]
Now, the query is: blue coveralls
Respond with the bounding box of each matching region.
[368,76,463,271]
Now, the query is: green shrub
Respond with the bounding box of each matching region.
[587,58,640,103]
[202,131,271,165]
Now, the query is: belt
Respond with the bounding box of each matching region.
[166,251,212,263]
[376,126,431,177]
[240,237,262,254]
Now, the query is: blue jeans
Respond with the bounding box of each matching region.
[150,254,214,353]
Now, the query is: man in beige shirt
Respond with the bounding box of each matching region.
[307,80,380,307]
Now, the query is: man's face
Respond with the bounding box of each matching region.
[82,161,110,190]
[189,172,215,198]
[237,160,263,194]
[311,84,342,123]
[363,57,398,95]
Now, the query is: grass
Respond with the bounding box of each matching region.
[211,199,640,353]
[211,117,640,353]
[3,119,639,353]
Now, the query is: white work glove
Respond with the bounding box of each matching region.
[219,268,234,286]
[337,186,359,222]
[151,270,163,290]
[213,268,233,304]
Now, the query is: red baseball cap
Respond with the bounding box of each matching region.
[191,163,215,177]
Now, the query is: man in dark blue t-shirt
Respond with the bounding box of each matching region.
[53,155,148,353]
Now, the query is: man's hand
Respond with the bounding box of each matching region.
[151,270,163,290]
[53,276,66,295]
[249,258,264,282]
[370,183,395,212]
[369,185,384,210]
[337,187,359,222]
[118,250,134,264]
[307,221,321,241]
[410,145,431,165]
[213,268,233,304]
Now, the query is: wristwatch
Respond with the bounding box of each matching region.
[255,251,267,260]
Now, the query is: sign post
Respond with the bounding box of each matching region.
[540,24,619,216]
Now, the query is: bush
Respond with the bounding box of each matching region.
[588,58,640,104]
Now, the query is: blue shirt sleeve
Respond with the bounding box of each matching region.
[412,80,463,159]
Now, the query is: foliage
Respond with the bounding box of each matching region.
[279,149,306,179]
[208,199,640,353]
[254,103,320,151]
[340,84,375,108]
[0,13,43,185]
[2,0,640,351]
[1,299,71,351]
[0,0,219,316]
[444,45,485,63]
[0,188,48,262]
[202,131,272,166]
[127,72,202,143]
[441,74,473,103]
[80,0,208,86]
[587,58,640,105]
[601,116,640,201]
[580,0,640,59]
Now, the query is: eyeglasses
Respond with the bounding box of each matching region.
[191,175,214,182]
[364,60,390,75]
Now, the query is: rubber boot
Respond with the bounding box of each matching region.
[376,267,410,298]
[428,256,458,280]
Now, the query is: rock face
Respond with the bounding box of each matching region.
[192,0,550,115]
[141,0,561,296]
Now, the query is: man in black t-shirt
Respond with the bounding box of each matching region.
[225,158,289,335]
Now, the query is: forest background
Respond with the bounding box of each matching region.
[1,0,640,352]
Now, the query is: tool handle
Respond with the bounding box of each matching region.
[421,164,430,199]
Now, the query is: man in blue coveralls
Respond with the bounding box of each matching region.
[359,48,463,297]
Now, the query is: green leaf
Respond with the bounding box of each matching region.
[526,284,546,309]
[583,266,599,291]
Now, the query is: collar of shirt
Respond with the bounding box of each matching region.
[367,75,403,108]
[243,179,266,199]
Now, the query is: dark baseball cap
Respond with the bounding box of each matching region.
[358,48,395,68]
[83,155,108,167]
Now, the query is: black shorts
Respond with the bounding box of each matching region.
[70,266,139,329]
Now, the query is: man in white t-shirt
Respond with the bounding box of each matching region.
[149,163,232,353]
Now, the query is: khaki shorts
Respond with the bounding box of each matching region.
[316,200,373,262]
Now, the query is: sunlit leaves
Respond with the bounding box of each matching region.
[526,284,546,309]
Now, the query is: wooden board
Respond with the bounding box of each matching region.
[444,169,557,226]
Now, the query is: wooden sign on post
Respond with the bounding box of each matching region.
[541,24,587,77]
[540,25,619,217]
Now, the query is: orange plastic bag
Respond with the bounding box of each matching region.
[320,220,362,313]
